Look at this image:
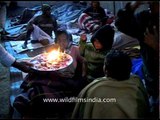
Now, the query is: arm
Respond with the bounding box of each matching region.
[0,44,15,67]
[76,47,88,78]
[0,44,33,72]
[79,34,87,56]
[144,26,159,52]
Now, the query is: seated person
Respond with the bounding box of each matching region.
[54,29,87,79]
[22,4,57,48]
[79,24,115,83]
[72,50,150,119]
[78,1,108,33]
[13,30,87,119]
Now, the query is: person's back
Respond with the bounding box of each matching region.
[72,50,150,119]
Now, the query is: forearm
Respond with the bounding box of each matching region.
[0,45,15,67]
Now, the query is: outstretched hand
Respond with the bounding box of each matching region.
[144,26,158,51]
[80,34,87,42]
[12,60,34,73]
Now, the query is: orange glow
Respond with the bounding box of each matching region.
[47,47,63,63]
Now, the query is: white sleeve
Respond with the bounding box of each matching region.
[0,44,16,67]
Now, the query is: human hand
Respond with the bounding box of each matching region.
[80,34,87,42]
[12,60,34,73]
[144,26,158,51]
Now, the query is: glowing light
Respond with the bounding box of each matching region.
[47,48,62,62]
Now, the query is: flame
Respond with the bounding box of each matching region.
[47,47,62,62]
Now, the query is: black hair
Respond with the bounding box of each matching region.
[55,29,73,43]
[104,50,132,80]
[41,4,51,12]
[91,1,100,7]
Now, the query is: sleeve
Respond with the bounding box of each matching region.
[0,44,16,67]
[79,39,87,57]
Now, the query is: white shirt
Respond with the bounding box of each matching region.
[0,44,15,67]
[31,24,54,44]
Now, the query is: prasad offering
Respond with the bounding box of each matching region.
[30,50,73,71]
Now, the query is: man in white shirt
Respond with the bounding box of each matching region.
[0,44,32,73]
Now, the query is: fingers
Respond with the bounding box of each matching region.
[153,26,158,39]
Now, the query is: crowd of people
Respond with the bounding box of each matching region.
[0,1,159,119]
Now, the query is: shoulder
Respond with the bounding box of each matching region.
[71,45,79,51]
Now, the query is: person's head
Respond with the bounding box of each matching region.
[91,25,115,51]
[91,1,100,9]
[103,50,132,80]
[55,29,72,50]
[41,4,51,17]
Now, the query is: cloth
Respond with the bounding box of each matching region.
[78,13,100,32]
[131,57,144,80]
[72,75,150,119]
[30,13,57,37]
[31,24,54,44]
[0,44,15,67]
[83,6,106,21]
[113,31,139,50]
[13,67,85,118]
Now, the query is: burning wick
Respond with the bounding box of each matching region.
[47,47,63,62]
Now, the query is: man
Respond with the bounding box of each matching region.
[0,44,32,73]
[115,1,159,118]
[22,4,57,48]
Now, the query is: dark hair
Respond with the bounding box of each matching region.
[91,1,100,7]
[55,29,73,43]
[104,50,132,80]
[91,25,115,51]
[41,4,51,12]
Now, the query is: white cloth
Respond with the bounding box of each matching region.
[113,31,139,49]
[0,44,15,67]
[31,24,54,44]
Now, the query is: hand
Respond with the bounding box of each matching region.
[80,34,87,42]
[12,60,34,73]
[144,26,158,51]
